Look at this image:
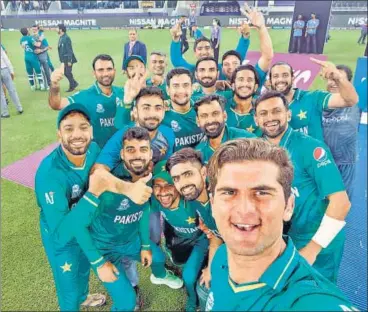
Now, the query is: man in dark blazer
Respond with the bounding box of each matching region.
[57,24,78,92]
[122,29,147,71]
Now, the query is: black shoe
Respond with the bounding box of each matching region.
[134,286,142,311]
[18,110,23,114]
[1,114,10,118]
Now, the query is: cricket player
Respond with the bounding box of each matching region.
[48,54,122,148]
[169,21,250,79]
[225,65,263,136]
[165,148,223,311]
[205,138,356,311]
[220,50,243,88]
[194,94,255,164]
[254,90,351,283]
[146,51,169,100]
[269,59,359,142]
[162,68,204,151]
[20,27,45,90]
[35,104,152,311]
[323,65,361,200]
[72,127,183,311]
[152,160,208,311]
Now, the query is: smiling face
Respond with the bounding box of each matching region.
[149,54,167,76]
[222,55,241,81]
[270,64,294,96]
[170,161,206,201]
[195,40,214,59]
[233,69,258,100]
[211,160,293,256]
[196,100,226,139]
[58,112,92,156]
[255,96,290,139]
[153,178,180,208]
[167,74,193,107]
[135,95,165,131]
[129,29,137,42]
[121,138,152,176]
[93,59,115,87]
[195,60,219,88]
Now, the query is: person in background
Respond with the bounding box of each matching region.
[210,18,222,63]
[179,15,189,55]
[192,25,204,40]
[122,28,147,71]
[1,46,23,118]
[57,23,78,92]
[291,14,305,53]
[357,22,367,45]
[323,65,361,200]
[305,13,319,54]
[189,10,197,38]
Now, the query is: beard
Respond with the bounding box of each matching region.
[97,75,114,87]
[124,158,150,176]
[139,116,161,131]
[180,184,203,201]
[261,120,287,138]
[234,86,256,100]
[199,77,217,88]
[61,137,90,156]
[272,82,293,96]
[203,121,225,138]
[172,94,190,106]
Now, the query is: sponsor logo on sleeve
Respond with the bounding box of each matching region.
[313,147,332,168]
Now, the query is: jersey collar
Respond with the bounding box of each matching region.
[93,81,114,98]
[209,125,229,152]
[58,144,89,171]
[279,126,293,148]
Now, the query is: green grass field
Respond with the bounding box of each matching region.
[1,28,365,311]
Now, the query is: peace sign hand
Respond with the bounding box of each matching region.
[241,3,265,29]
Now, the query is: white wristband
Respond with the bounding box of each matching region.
[312,214,346,249]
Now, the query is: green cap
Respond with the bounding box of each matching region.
[153,160,173,184]
[57,103,91,128]
[123,54,146,70]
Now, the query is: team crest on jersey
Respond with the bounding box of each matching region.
[96,104,105,113]
[205,292,214,311]
[71,184,81,199]
[116,97,123,107]
[117,199,130,211]
[171,120,181,132]
[45,192,54,205]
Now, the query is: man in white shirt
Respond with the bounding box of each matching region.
[1,47,23,118]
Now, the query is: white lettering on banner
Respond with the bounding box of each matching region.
[128,18,178,26]
[228,17,248,26]
[266,17,292,26]
[293,70,312,86]
[348,17,367,25]
[35,19,96,27]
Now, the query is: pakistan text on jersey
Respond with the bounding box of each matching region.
[100,118,114,127]
[174,226,199,234]
[175,134,204,147]
[114,211,143,224]
[295,126,309,135]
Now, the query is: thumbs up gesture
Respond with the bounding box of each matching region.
[127,173,153,205]
[50,63,65,86]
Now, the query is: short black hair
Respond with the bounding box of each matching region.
[20,27,28,36]
[269,62,294,81]
[193,37,212,51]
[231,64,260,86]
[135,86,164,106]
[58,24,66,33]
[92,54,115,70]
[32,24,38,28]
[213,18,221,27]
[166,67,194,86]
[166,148,203,172]
[222,50,242,64]
[195,56,218,71]
[254,90,289,112]
[194,94,226,113]
[122,126,150,146]
[59,110,90,128]
[336,65,353,82]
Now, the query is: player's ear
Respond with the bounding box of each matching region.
[283,193,294,222]
[200,165,207,180]
[89,125,93,140]
[223,110,227,122]
[254,112,259,126]
[287,109,291,122]
[57,130,62,142]
[196,116,200,127]
[120,147,125,161]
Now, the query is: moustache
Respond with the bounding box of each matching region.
[180,184,196,193]
[144,117,160,122]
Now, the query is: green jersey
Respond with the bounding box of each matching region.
[189,200,220,238]
[289,88,332,142]
[195,126,255,164]
[146,78,169,100]
[191,87,233,104]
[276,126,345,239]
[226,97,262,137]
[35,142,101,248]
[20,35,37,58]
[207,236,356,311]
[162,106,204,151]
[67,82,123,148]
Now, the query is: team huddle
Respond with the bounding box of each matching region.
[34,5,361,312]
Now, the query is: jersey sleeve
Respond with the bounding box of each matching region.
[67,91,83,105]
[96,128,125,170]
[115,103,133,130]
[303,139,346,198]
[36,178,100,247]
[255,62,268,92]
[162,126,176,159]
[139,203,151,251]
[170,40,195,72]
[290,294,357,311]
[235,36,250,61]
[310,90,332,114]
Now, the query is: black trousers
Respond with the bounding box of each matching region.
[291,36,302,53]
[211,38,220,63]
[181,39,189,55]
[64,63,78,89]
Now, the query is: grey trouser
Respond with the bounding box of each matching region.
[38,52,51,86]
[1,68,22,116]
